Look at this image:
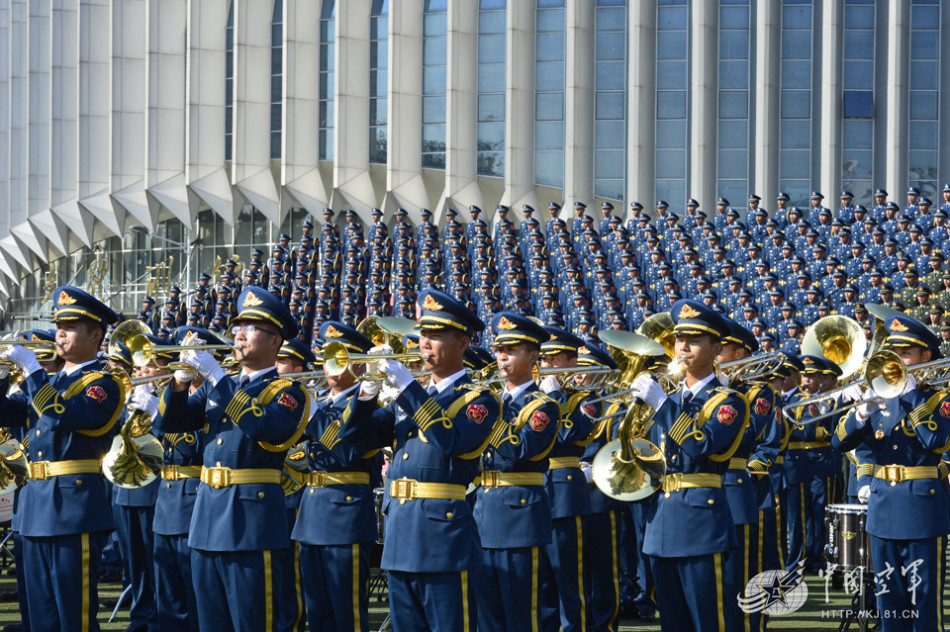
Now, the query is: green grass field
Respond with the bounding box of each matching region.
[0,550,942,630]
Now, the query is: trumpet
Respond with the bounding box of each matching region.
[128,334,236,369]
[129,374,175,388]
[321,340,424,378]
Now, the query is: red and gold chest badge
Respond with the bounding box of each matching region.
[583,403,597,417]
[85,385,107,403]
[940,401,950,418]
[717,405,738,426]
[277,393,298,412]
[466,403,489,424]
[529,411,550,431]
[754,398,770,416]
[808,404,819,418]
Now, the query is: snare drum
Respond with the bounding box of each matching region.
[374,487,385,544]
[824,503,872,572]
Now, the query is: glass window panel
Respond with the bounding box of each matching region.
[842,61,873,90]
[910,31,939,60]
[911,6,939,30]
[719,91,748,119]
[478,95,505,122]
[320,45,335,71]
[478,152,505,177]
[781,91,810,118]
[720,6,749,29]
[719,31,747,60]
[423,38,446,65]
[910,61,938,90]
[842,120,872,148]
[422,153,446,170]
[596,32,625,60]
[909,92,938,120]
[595,92,624,120]
[537,9,564,33]
[844,31,874,60]
[781,61,810,90]
[782,31,810,60]
[780,149,810,178]
[595,179,624,202]
[844,5,874,29]
[422,96,446,124]
[596,61,625,91]
[908,150,938,180]
[656,149,686,178]
[719,61,749,89]
[538,0,565,7]
[780,120,810,149]
[595,151,624,179]
[319,129,333,159]
[477,122,505,149]
[656,61,687,90]
[535,63,565,92]
[271,75,282,98]
[782,5,812,29]
[535,151,564,187]
[536,33,565,61]
[370,129,387,163]
[910,121,938,149]
[657,6,687,29]
[595,120,625,149]
[478,40,505,64]
[535,122,564,150]
[656,91,686,119]
[656,120,686,148]
[478,64,506,92]
[842,91,873,118]
[423,12,446,36]
[479,10,505,34]
[370,99,387,125]
[718,150,747,178]
[596,8,625,29]
[842,181,873,205]
[422,124,445,147]
[370,17,388,40]
[656,180,686,206]
[841,150,873,179]
[319,101,333,127]
[371,69,387,96]
[719,120,748,149]
[479,0,505,8]
[657,31,687,61]
[423,67,446,95]
[536,93,564,121]
[717,178,748,203]
[597,0,625,6]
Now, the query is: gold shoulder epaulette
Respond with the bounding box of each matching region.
[255,379,311,453]
[64,370,127,437]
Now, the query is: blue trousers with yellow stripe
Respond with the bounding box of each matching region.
[278,508,305,632]
[540,515,587,632]
[153,533,198,632]
[298,543,369,632]
[388,568,477,632]
[113,505,158,631]
[724,522,758,632]
[22,531,106,632]
[870,535,945,632]
[785,481,811,572]
[648,552,735,632]
[585,510,621,632]
[191,548,281,632]
[478,546,544,632]
[12,532,30,632]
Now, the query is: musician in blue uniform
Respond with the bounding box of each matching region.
[292,322,377,632]
[153,286,309,631]
[475,312,560,632]
[628,299,749,632]
[832,315,950,632]
[339,290,499,631]
[0,287,126,631]
[537,327,594,632]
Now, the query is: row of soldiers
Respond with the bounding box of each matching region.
[2,280,946,631]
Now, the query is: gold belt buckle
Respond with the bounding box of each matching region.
[665,474,683,492]
[207,467,231,489]
[29,461,49,480]
[308,471,326,488]
[884,465,902,484]
[391,478,415,500]
[162,465,176,480]
[482,471,499,488]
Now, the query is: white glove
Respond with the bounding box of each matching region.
[0,346,41,377]
[359,378,382,399]
[857,484,870,504]
[378,359,414,391]
[580,462,594,484]
[0,366,9,381]
[539,375,561,394]
[855,388,885,425]
[179,349,226,386]
[129,386,159,419]
[368,344,393,356]
[174,368,195,383]
[630,374,667,410]
[839,383,864,405]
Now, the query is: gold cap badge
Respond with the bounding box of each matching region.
[242,292,264,307]
[58,290,77,305]
[889,319,909,332]
[678,304,701,319]
[421,294,444,311]
[324,325,343,338]
[497,316,517,330]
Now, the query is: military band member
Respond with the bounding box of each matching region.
[537,327,594,632]
[832,315,950,632]
[476,312,560,632]
[339,290,498,631]
[0,287,126,632]
[153,286,309,631]
[628,299,749,632]
[291,323,376,632]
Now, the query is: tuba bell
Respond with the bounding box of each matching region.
[801,315,866,380]
[0,435,29,495]
[102,410,164,489]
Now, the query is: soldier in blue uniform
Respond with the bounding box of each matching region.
[537,328,594,632]
[832,315,950,631]
[475,312,560,632]
[0,287,126,631]
[628,299,748,632]
[339,289,498,631]
[153,286,309,631]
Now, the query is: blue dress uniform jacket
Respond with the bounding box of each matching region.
[474,385,561,548]
[340,376,499,572]
[644,382,748,558]
[153,428,205,536]
[543,390,594,519]
[153,369,308,551]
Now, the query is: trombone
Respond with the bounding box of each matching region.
[718,352,785,383]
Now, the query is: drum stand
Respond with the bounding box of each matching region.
[838,573,878,632]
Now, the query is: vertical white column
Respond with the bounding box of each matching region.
[626,0,656,214]
[282,0,319,184]
[752,0,780,207]
[689,0,718,211]
[50,0,78,210]
[9,0,27,227]
[443,0,477,208]
[884,0,908,193]
[818,0,841,197]
[563,0,594,207]
[78,0,110,200]
[0,2,11,237]
[503,0,536,211]
[28,0,51,217]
